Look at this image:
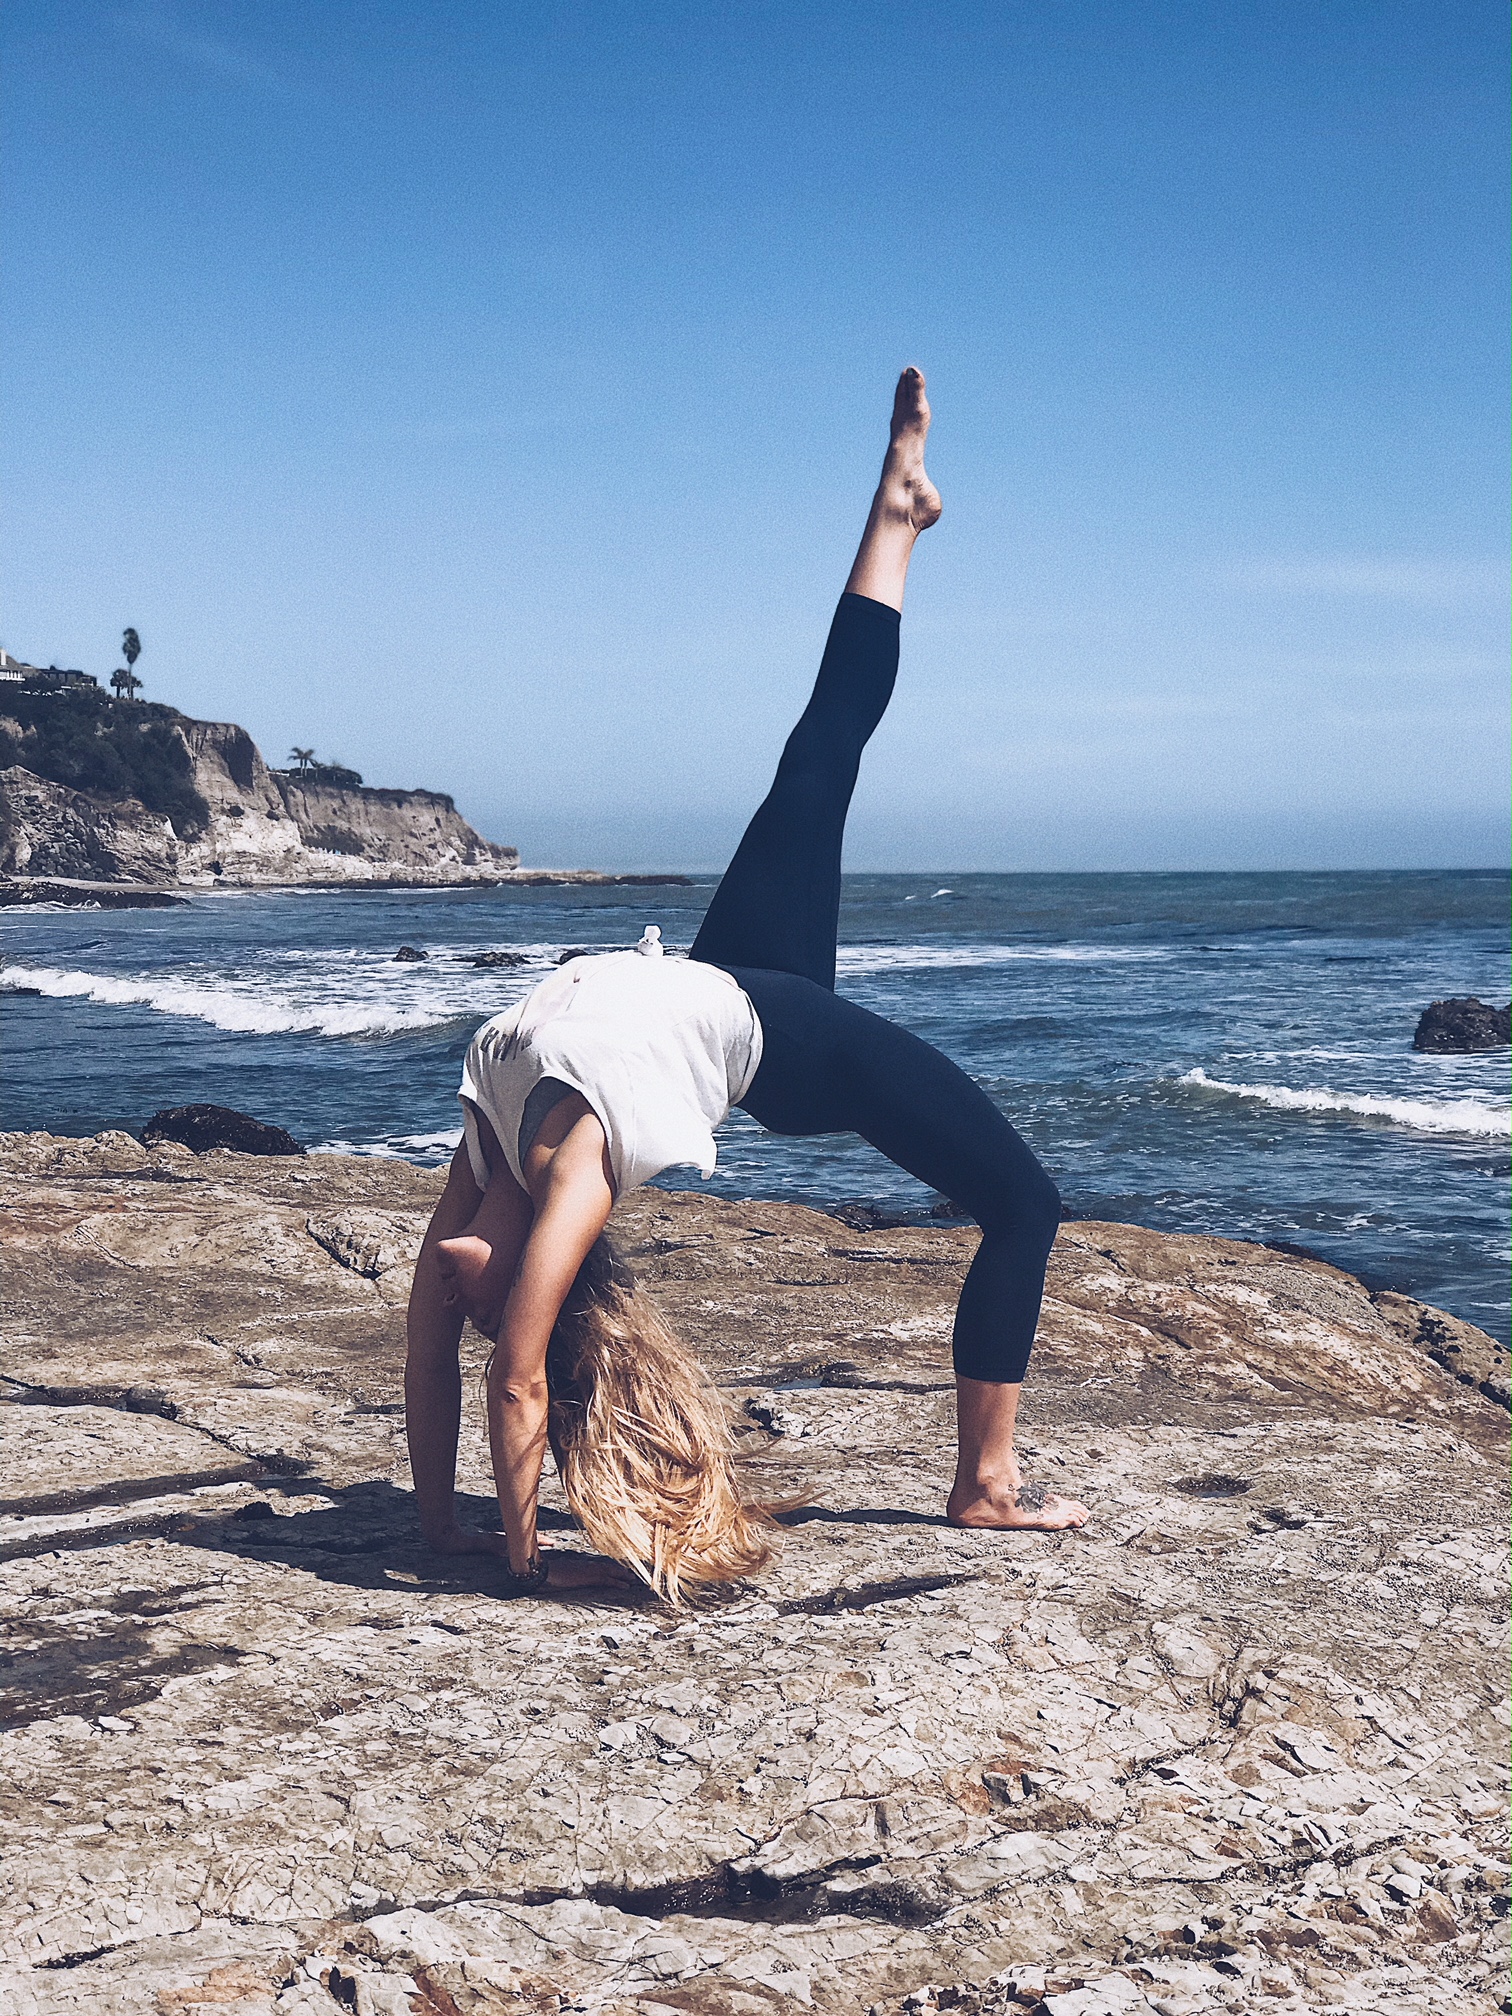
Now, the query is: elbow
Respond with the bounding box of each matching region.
[489,1369,549,1410]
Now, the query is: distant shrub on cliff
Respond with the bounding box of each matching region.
[295,761,365,788]
[0,686,210,838]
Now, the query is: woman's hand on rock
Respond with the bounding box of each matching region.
[539,1549,637,1592]
[424,1524,634,1591]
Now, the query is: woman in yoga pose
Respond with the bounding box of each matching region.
[405,369,1089,1599]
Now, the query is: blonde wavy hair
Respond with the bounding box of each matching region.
[542,1237,778,1604]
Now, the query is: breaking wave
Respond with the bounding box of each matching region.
[312,1129,463,1162]
[1176,1068,1509,1138]
[0,963,505,1039]
[836,942,1166,976]
[4,938,1167,1037]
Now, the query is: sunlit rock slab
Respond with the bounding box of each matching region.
[0,1134,1505,2015]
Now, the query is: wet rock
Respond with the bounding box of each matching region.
[0,877,187,909]
[0,1135,1506,2015]
[468,949,528,967]
[139,1104,305,1156]
[1412,996,1510,1052]
[392,945,427,962]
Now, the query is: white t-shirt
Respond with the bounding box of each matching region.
[458,943,764,1198]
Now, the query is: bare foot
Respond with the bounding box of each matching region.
[842,367,943,609]
[435,1234,507,1338]
[947,1475,1090,1533]
[880,366,942,534]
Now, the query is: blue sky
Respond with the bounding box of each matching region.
[3,1,1506,869]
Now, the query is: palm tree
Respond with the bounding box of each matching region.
[289,747,316,775]
[121,629,141,686]
[110,668,142,700]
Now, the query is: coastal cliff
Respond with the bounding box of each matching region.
[0,688,519,888]
[0,1132,1505,2015]
[172,718,519,886]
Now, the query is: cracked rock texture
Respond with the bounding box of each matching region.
[0,1130,1506,2016]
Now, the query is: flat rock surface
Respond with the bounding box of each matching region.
[0,1131,1506,2016]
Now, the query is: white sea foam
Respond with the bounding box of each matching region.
[6,938,1165,1037]
[836,942,1166,976]
[1176,1068,1509,1138]
[313,1129,462,1161]
[1,962,519,1039]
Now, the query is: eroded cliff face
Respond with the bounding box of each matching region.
[0,713,518,887]
[0,765,181,882]
[0,1133,1505,2016]
[176,719,519,885]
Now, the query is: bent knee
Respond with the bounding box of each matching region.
[974,1167,1061,1248]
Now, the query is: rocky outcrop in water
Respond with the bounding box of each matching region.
[0,1132,1505,2015]
[139,1105,306,1156]
[0,876,187,908]
[1412,999,1511,1054]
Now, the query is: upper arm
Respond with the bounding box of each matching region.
[410,1143,532,1347]
[407,1147,483,1357]
[495,1121,614,1375]
[420,1144,486,1255]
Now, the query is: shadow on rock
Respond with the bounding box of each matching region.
[180,1476,650,1608]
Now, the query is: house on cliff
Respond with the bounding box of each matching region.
[0,649,98,690]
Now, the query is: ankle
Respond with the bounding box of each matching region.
[951,1463,1021,1501]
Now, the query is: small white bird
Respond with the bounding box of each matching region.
[635,925,664,957]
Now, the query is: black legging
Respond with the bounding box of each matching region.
[691,593,1060,1385]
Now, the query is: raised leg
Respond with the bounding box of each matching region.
[689,369,940,988]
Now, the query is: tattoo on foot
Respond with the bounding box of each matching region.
[1014,1481,1049,1512]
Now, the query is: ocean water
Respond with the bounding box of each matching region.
[3,871,1507,1341]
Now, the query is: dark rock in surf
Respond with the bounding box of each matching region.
[140,1104,305,1156]
[1412,997,1510,1053]
[827,1201,915,1232]
[0,878,187,909]
[392,945,428,963]
[828,1197,970,1232]
[469,950,528,968]
[557,943,689,964]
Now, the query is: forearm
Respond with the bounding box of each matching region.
[405,1311,466,1542]
[404,1155,477,1543]
[486,1351,550,1571]
[485,1139,615,1572]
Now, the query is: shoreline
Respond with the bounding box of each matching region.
[0,869,696,907]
